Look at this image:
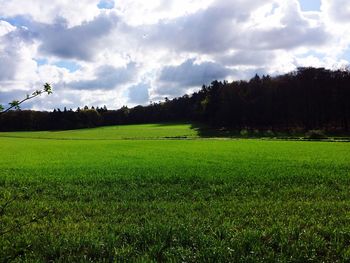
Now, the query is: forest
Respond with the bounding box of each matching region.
[1,67,349,132]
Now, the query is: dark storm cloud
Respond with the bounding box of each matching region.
[68,63,137,90]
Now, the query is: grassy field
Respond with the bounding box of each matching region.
[0,123,198,140]
[1,124,350,262]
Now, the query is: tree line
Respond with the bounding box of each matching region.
[1,67,349,132]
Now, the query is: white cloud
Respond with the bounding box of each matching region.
[115,0,214,26]
[0,20,16,37]
[320,0,350,60]
[322,0,350,23]
[0,0,101,27]
[0,24,38,90]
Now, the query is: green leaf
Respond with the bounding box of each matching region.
[9,100,20,110]
[32,90,42,96]
[43,83,53,94]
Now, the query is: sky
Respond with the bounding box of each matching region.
[0,0,349,111]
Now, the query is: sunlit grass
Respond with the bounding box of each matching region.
[0,124,349,262]
[0,123,198,140]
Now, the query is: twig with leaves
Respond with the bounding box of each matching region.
[0,83,53,114]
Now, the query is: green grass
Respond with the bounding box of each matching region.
[0,123,198,140]
[0,124,350,262]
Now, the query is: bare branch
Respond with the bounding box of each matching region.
[0,83,53,114]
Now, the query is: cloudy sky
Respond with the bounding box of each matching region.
[0,0,349,110]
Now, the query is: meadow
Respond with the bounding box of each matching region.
[0,124,350,262]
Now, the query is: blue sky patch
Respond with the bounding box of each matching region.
[1,15,31,27]
[35,59,80,72]
[54,61,81,72]
[343,48,350,63]
[35,58,48,66]
[299,0,321,11]
[300,50,324,60]
[98,0,115,9]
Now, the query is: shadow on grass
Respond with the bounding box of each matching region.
[190,122,350,141]
[190,123,240,138]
